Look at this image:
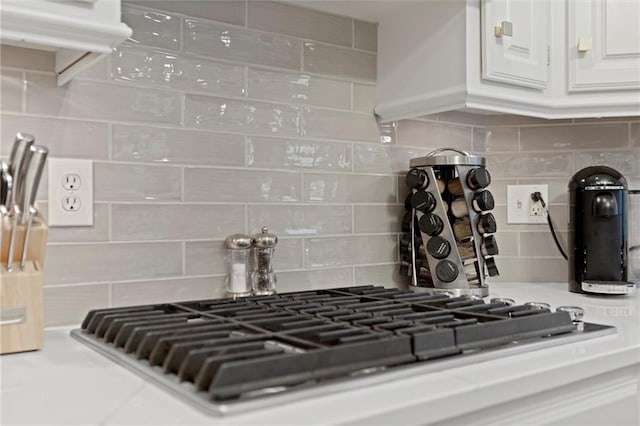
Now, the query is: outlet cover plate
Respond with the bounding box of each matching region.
[48,158,93,226]
[507,184,548,224]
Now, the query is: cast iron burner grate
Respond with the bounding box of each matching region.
[71,285,615,415]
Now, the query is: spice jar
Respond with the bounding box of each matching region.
[450,196,469,218]
[224,234,252,298]
[466,168,491,190]
[458,235,499,260]
[405,168,429,189]
[411,191,436,212]
[464,262,480,282]
[476,213,497,234]
[484,256,500,277]
[435,260,459,283]
[453,218,473,242]
[251,227,278,295]
[447,178,464,196]
[426,236,450,259]
[418,213,444,236]
[471,190,495,212]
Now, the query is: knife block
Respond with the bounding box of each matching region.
[0,212,47,355]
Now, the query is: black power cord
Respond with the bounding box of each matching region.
[531,192,568,260]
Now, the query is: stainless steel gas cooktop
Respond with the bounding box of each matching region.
[71,285,615,416]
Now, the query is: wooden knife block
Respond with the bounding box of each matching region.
[0,213,47,355]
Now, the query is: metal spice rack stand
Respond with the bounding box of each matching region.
[401,148,499,298]
[0,212,47,354]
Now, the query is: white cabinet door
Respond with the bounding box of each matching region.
[568,0,640,92]
[481,0,550,89]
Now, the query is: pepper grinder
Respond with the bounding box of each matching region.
[224,234,252,298]
[251,227,278,295]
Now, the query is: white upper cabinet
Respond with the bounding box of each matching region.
[0,0,131,85]
[375,0,640,121]
[481,0,550,89]
[568,0,640,92]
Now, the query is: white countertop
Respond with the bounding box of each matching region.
[2,282,639,425]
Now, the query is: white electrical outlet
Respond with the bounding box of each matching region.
[48,158,93,226]
[507,184,549,224]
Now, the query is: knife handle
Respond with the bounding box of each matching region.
[20,145,48,226]
[8,133,35,211]
[1,161,13,209]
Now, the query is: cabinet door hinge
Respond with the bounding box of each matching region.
[547,45,550,66]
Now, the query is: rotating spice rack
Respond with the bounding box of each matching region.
[400,149,499,298]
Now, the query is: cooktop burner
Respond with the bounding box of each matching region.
[71,285,615,416]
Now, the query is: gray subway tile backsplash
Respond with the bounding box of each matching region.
[185,168,301,202]
[44,242,183,285]
[631,123,639,147]
[2,1,638,325]
[303,173,397,203]
[112,277,224,307]
[303,42,377,81]
[248,1,353,47]
[277,268,353,293]
[26,74,182,124]
[519,124,629,151]
[354,21,378,52]
[111,204,245,241]
[94,163,182,201]
[304,235,397,268]
[575,150,640,176]
[1,45,55,72]
[354,204,404,234]
[43,284,110,327]
[247,68,351,109]
[122,5,181,51]
[396,119,473,151]
[1,115,109,160]
[353,144,431,173]
[128,0,246,27]
[43,203,110,243]
[247,136,352,171]
[185,95,303,136]
[184,18,302,70]
[0,70,23,111]
[111,44,246,96]
[352,83,376,113]
[112,125,245,166]
[247,204,353,236]
[355,264,403,287]
[487,153,574,178]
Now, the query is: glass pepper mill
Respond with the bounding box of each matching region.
[251,227,278,295]
[224,233,252,298]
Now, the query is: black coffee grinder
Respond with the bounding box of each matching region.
[568,166,635,295]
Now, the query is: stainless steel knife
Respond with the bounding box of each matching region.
[19,145,48,270]
[0,162,13,256]
[0,160,11,208]
[6,133,35,271]
[8,133,35,216]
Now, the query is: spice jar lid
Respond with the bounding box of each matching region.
[411,191,436,212]
[484,256,500,276]
[435,260,459,283]
[426,236,450,259]
[418,213,444,236]
[466,168,491,189]
[482,235,499,256]
[405,168,429,189]
[477,213,497,234]
[473,190,495,211]
[252,226,278,248]
[225,233,252,249]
